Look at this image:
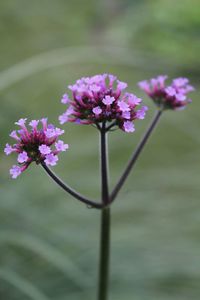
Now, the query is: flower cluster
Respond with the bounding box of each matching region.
[138,76,194,110]
[59,74,148,133]
[4,118,69,178]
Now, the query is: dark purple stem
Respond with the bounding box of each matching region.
[100,122,110,205]
[41,162,103,209]
[110,109,163,204]
[97,123,110,300]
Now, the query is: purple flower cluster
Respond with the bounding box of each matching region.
[4,118,69,178]
[59,74,148,133]
[138,76,194,110]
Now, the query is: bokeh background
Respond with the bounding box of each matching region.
[0,0,200,299]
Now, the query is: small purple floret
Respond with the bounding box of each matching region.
[136,106,148,120]
[102,96,115,105]
[29,120,39,129]
[10,165,22,179]
[61,93,70,104]
[118,101,130,112]
[123,121,135,133]
[4,144,15,155]
[55,140,69,152]
[44,154,58,166]
[15,118,27,127]
[39,145,51,155]
[18,151,29,163]
[93,106,102,115]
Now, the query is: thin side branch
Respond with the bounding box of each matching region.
[110,109,163,203]
[41,162,104,209]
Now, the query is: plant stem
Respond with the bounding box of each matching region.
[100,123,109,206]
[110,109,163,203]
[41,162,103,209]
[98,124,110,300]
[98,207,110,300]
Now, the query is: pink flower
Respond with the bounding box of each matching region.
[59,74,148,133]
[138,75,194,110]
[5,118,68,178]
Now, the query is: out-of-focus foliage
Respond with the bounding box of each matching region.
[105,0,200,68]
[0,0,200,299]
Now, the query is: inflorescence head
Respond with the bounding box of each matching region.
[138,76,194,110]
[59,74,148,133]
[4,118,69,178]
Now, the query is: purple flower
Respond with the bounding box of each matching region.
[138,81,151,94]
[29,120,39,129]
[44,154,58,166]
[4,143,16,155]
[126,93,142,106]
[59,113,69,125]
[59,74,148,133]
[102,96,115,105]
[18,151,29,163]
[5,118,68,178]
[55,140,69,152]
[10,130,20,141]
[118,101,130,112]
[136,106,148,120]
[123,121,135,133]
[122,111,131,119]
[117,81,128,91]
[10,165,22,179]
[45,127,64,138]
[92,106,102,115]
[15,118,27,127]
[172,77,189,88]
[138,75,194,110]
[165,86,176,97]
[39,145,51,155]
[61,93,70,104]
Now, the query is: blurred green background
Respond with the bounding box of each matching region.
[0,0,200,299]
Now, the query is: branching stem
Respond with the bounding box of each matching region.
[41,162,103,209]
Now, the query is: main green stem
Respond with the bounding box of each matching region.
[98,124,110,300]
